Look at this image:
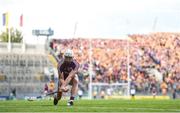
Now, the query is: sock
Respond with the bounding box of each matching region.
[70,96,75,101]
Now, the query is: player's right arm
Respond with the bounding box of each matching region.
[57,59,65,85]
[59,72,65,85]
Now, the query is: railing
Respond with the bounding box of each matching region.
[0,42,8,52]
[0,42,46,54]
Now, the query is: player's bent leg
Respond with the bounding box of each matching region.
[54,91,62,105]
[67,75,78,106]
[54,83,63,105]
[71,77,78,97]
[57,91,63,100]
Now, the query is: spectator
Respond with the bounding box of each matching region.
[49,80,55,93]
[44,83,48,94]
[50,32,180,96]
[161,81,168,96]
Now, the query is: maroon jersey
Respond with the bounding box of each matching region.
[57,58,79,80]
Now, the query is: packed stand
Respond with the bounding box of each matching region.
[49,32,180,97]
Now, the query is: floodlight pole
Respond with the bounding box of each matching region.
[152,17,158,32]
[73,22,78,39]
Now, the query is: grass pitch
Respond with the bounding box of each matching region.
[0,99,180,112]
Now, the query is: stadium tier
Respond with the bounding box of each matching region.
[0,43,55,99]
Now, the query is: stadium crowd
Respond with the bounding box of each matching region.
[50,32,180,97]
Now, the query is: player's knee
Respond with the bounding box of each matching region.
[73,78,78,86]
[70,74,76,78]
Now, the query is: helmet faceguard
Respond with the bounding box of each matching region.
[64,49,74,57]
[64,49,74,63]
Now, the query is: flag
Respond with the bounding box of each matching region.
[20,14,23,27]
[2,12,8,27]
[2,13,5,26]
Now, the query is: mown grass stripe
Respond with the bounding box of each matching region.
[0,99,179,112]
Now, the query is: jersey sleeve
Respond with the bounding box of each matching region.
[73,60,80,72]
[57,59,64,74]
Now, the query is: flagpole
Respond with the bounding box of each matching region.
[6,12,11,53]
[7,27,11,52]
[20,14,25,53]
